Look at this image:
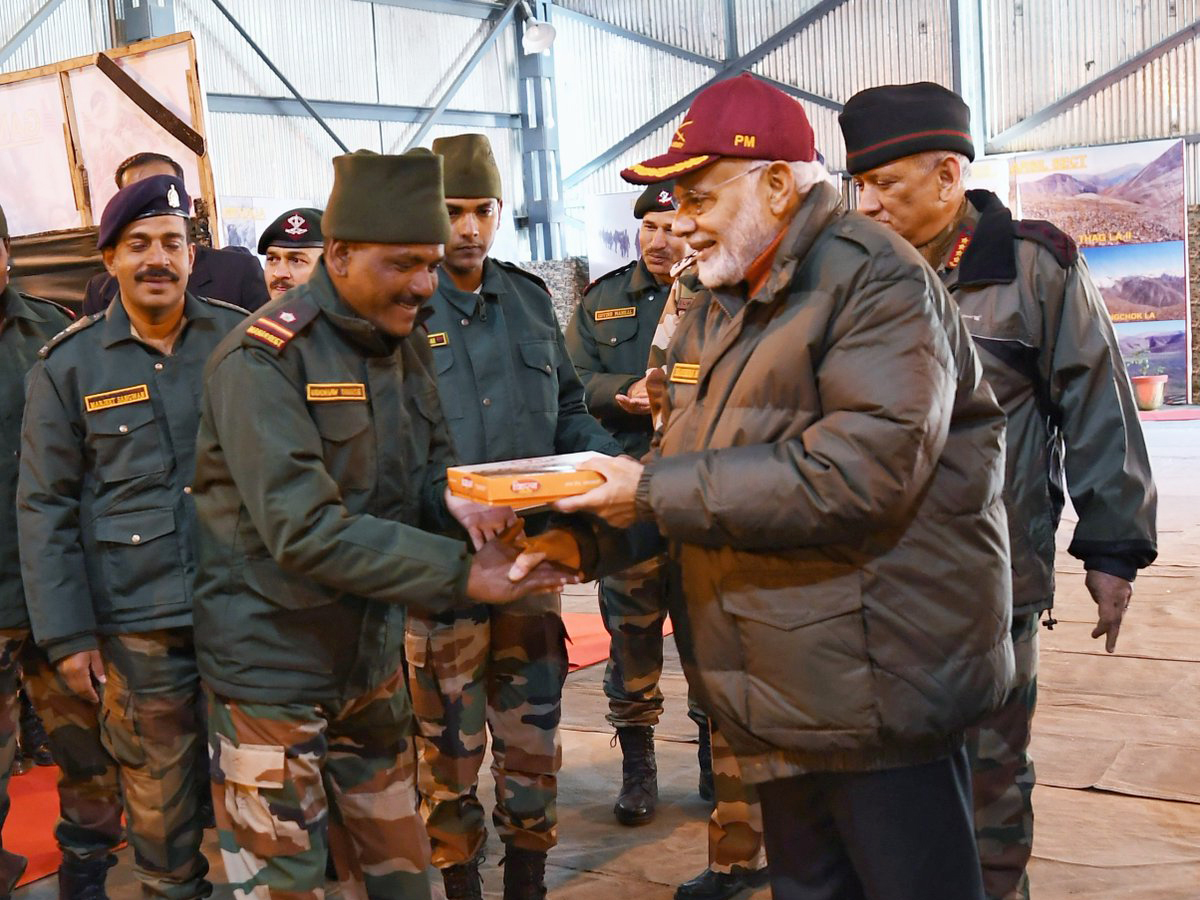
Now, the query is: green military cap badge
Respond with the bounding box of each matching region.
[324,148,451,245]
[432,133,503,201]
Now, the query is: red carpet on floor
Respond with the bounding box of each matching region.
[562,612,673,671]
[1139,405,1200,421]
[3,764,61,887]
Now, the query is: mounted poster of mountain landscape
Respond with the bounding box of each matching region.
[1014,138,1190,404]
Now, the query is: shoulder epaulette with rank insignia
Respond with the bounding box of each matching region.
[493,259,550,295]
[38,312,102,358]
[198,295,250,317]
[243,298,319,353]
[1013,219,1078,268]
[20,292,76,321]
[583,260,637,296]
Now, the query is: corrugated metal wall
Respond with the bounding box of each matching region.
[3,0,1200,253]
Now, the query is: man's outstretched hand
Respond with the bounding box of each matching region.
[466,524,580,605]
[552,455,644,527]
[446,488,519,550]
[509,528,584,583]
[1087,569,1133,653]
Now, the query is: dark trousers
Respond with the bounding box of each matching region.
[756,747,984,900]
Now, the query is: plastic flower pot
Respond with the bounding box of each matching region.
[1130,374,1167,411]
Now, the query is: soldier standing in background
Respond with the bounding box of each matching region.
[18,176,248,900]
[406,133,622,900]
[839,82,1158,900]
[259,207,324,302]
[0,200,125,900]
[564,182,706,828]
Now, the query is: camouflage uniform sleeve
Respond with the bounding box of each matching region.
[1043,254,1158,578]
[17,362,100,662]
[551,319,625,457]
[564,292,639,417]
[205,347,470,612]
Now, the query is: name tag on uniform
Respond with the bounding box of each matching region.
[84,384,150,413]
[246,324,286,349]
[428,332,449,348]
[306,383,367,402]
[670,363,700,385]
[595,307,637,321]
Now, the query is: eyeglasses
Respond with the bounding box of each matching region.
[675,163,769,217]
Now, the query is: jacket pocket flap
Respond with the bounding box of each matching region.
[242,559,335,610]
[311,403,370,442]
[88,401,156,436]
[518,339,556,374]
[218,734,286,789]
[719,566,861,631]
[94,507,176,545]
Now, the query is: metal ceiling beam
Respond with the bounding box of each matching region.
[724,0,738,60]
[988,18,1200,152]
[0,0,71,68]
[207,93,521,129]
[404,0,519,149]
[360,0,501,18]
[563,0,852,190]
[551,5,722,70]
[209,0,348,152]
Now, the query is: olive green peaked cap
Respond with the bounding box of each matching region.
[432,133,503,201]
[324,148,451,244]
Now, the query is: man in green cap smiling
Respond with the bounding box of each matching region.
[406,133,622,900]
[191,148,575,900]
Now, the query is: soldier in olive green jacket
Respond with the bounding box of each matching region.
[192,149,570,900]
[18,177,247,900]
[0,204,124,898]
[564,182,698,829]
[406,133,621,900]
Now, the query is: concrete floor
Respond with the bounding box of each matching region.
[15,419,1199,899]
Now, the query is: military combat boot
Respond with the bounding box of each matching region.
[501,847,546,900]
[442,858,484,900]
[57,853,115,900]
[614,725,658,826]
[697,718,714,802]
[18,691,54,767]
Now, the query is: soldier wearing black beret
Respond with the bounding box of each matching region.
[18,175,249,899]
[841,81,1158,900]
[258,207,324,301]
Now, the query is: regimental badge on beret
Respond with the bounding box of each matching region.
[258,207,325,255]
[97,174,190,249]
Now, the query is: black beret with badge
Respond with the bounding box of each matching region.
[634,179,676,219]
[0,200,8,239]
[257,207,324,255]
[839,81,975,176]
[97,174,189,249]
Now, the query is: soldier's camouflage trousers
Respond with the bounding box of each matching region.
[966,612,1039,900]
[599,556,667,729]
[0,628,123,876]
[406,592,568,868]
[100,628,210,900]
[708,720,765,875]
[208,665,432,900]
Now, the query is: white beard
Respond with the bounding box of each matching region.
[694,199,779,290]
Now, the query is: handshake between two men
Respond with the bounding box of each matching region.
[445,454,646,600]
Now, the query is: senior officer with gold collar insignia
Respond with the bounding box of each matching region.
[17,174,248,900]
